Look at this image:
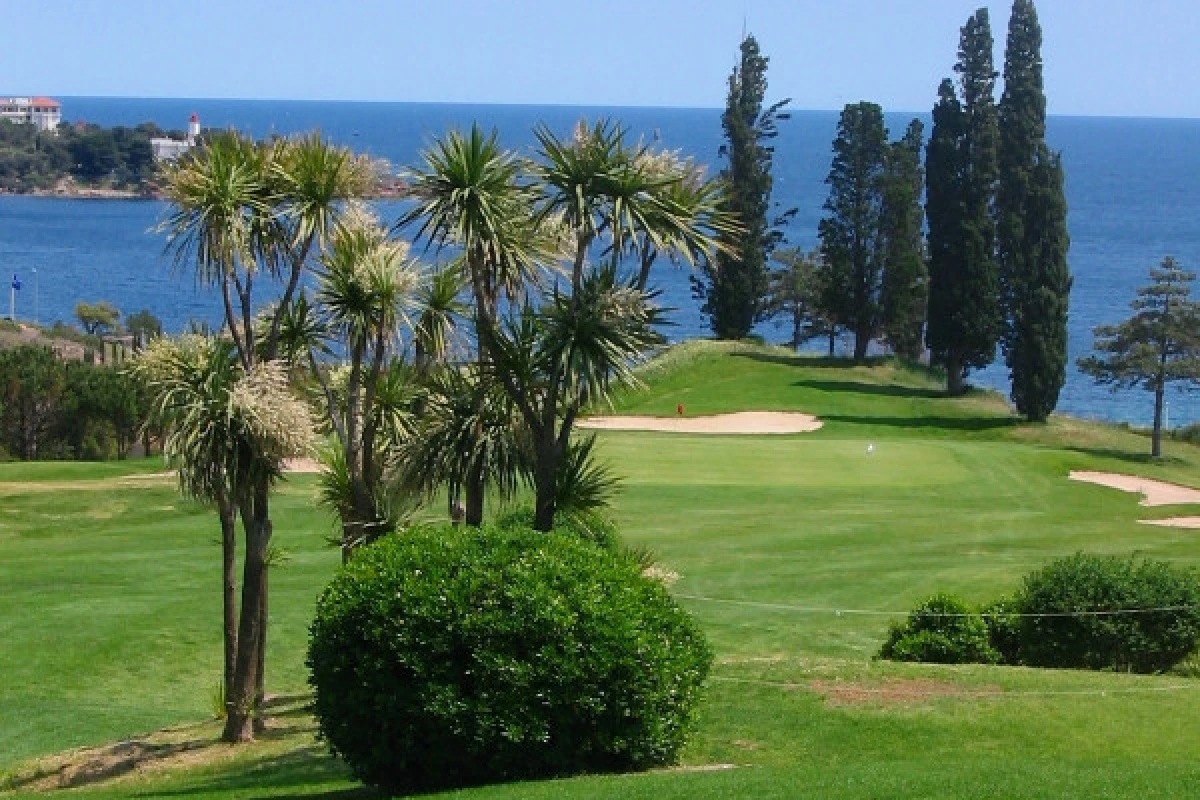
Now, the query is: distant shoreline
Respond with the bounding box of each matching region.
[1,185,154,200]
[3,183,408,202]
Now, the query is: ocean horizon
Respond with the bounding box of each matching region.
[2,97,1198,428]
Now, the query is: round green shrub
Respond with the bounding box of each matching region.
[880,593,998,664]
[981,596,1022,665]
[306,523,712,794]
[494,507,619,550]
[1014,553,1200,673]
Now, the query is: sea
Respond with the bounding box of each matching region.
[1,97,1197,428]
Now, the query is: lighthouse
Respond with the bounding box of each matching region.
[187,113,200,144]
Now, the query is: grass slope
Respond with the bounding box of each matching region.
[3,341,1200,798]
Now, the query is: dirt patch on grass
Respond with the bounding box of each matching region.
[0,474,174,495]
[668,763,738,773]
[809,678,999,707]
[1140,516,1200,529]
[578,411,822,435]
[5,698,315,792]
[1069,471,1200,507]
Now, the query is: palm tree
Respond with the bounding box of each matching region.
[627,149,739,291]
[413,264,469,374]
[299,211,422,560]
[159,131,368,742]
[483,265,663,530]
[401,125,554,524]
[401,120,732,531]
[399,365,526,520]
[133,336,311,727]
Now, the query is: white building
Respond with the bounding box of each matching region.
[150,113,200,161]
[0,96,62,131]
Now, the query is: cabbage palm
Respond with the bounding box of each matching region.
[484,266,663,530]
[401,125,547,318]
[414,264,469,373]
[401,121,723,531]
[399,365,526,519]
[401,125,553,524]
[159,131,367,742]
[133,336,311,728]
[628,150,739,290]
[306,212,422,559]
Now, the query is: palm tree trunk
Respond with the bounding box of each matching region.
[253,564,268,734]
[533,443,558,532]
[218,497,238,705]
[465,460,486,527]
[223,488,270,743]
[463,299,491,528]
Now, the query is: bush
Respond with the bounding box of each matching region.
[494,507,619,550]
[307,523,713,794]
[1014,553,1200,673]
[880,593,998,664]
[981,596,1022,665]
[1172,423,1200,445]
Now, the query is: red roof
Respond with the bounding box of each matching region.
[30,97,60,108]
[189,112,199,122]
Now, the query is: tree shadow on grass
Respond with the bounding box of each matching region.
[730,351,949,399]
[144,744,376,800]
[732,350,891,369]
[822,414,1018,433]
[1065,446,1186,467]
[791,379,946,400]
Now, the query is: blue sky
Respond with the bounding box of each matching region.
[3,0,1198,117]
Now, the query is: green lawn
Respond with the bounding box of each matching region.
[4,341,1200,798]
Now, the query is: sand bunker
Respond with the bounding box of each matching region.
[1068,471,1200,507]
[578,411,822,435]
[284,457,321,473]
[1140,517,1200,530]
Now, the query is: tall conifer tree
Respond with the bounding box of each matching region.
[880,119,928,360]
[998,0,1071,421]
[925,9,1001,394]
[694,35,792,339]
[817,102,888,362]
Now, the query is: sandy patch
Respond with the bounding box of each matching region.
[809,678,999,707]
[578,411,822,435]
[1140,517,1200,529]
[1068,471,1200,507]
[284,457,322,473]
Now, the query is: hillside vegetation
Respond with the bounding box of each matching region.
[3,342,1200,798]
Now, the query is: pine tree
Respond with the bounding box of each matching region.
[880,119,928,360]
[766,247,830,351]
[998,0,1072,421]
[817,102,888,362]
[1079,258,1200,457]
[694,34,793,339]
[925,9,1002,394]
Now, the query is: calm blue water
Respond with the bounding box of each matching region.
[1,97,1197,427]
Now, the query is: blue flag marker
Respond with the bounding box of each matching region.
[11,274,19,291]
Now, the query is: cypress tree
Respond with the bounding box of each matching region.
[880,119,928,360]
[925,9,1001,395]
[817,102,888,362]
[999,0,1072,421]
[694,34,792,339]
